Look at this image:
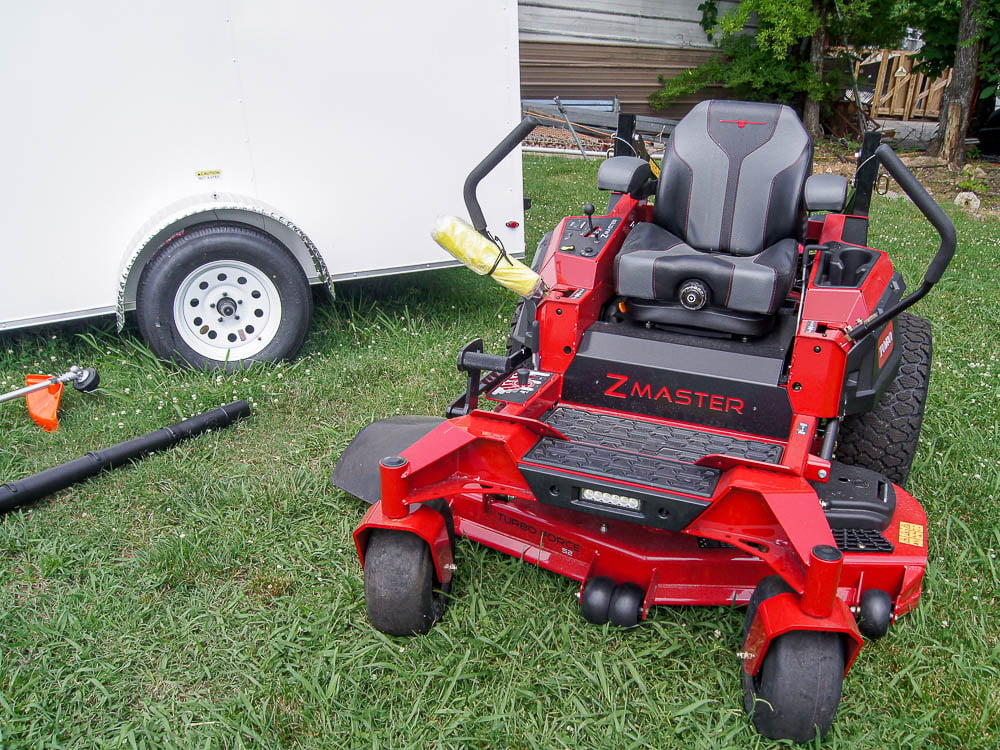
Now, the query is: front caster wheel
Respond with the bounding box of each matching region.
[857,589,893,639]
[363,530,448,636]
[136,223,312,371]
[743,630,845,742]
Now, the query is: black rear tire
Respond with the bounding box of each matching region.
[364,530,447,636]
[836,312,932,487]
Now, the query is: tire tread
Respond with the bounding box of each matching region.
[836,312,932,486]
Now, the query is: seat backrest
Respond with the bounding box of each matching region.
[654,100,812,257]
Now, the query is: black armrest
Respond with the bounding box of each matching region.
[598,156,654,198]
[805,174,849,212]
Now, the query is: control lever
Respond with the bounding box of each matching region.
[583,202,598,235]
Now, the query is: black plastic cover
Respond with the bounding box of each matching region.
[812,461,896,530]
[331,416,445,504]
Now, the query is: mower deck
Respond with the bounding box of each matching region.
[351,361,928,615]
[439,466,926,613]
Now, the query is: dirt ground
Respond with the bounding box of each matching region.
[813,138,1000,216]
[525,124,1000,216]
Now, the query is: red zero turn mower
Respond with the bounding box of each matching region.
[332,101,956,742]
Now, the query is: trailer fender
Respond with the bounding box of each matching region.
[742,592,864,677]
[116,193,332,330]
[353,501,456,585]
[331,416,446,504]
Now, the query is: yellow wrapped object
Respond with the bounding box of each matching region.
[432,216,543,298]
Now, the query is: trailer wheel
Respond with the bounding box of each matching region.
[136,224,312,371]
[744,630,845,742]
[363,529,447,636]
[836,313,932,487]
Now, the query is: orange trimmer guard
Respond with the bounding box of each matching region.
[24,375,64,432]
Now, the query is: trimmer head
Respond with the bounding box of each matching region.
[1,366,100,432]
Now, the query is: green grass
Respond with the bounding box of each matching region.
[0,153,997,748]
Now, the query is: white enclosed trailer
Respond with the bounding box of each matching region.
[2,1,524,368]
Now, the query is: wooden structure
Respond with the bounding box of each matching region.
[520,42,726,119]
[519,0,741,118]
[855,49,951,120]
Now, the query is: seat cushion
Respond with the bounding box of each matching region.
[615,222,798,315]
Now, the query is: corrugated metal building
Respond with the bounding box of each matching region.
[519,0,739,118]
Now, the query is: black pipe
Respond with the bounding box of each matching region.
[0,400,251,512]
[820,419,840,462]
[464,116,540,234]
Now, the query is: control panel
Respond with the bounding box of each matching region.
[557,216,621,259]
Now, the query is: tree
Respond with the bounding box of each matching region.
[912,0,999,165]
[804,0,829,139]
[649,0,908,140]
[930,0,980,166]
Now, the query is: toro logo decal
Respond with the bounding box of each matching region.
[604,373,745,414]
[719,119,767,128]
[877,323,895,369]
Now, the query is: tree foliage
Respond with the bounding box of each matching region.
[910,0,1000,100]
[650,0,908,112]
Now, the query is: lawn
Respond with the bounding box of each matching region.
[0,153,997,748]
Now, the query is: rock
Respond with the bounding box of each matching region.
[961,164,988,179]
[901,155,945,169]
[954,191,981,209]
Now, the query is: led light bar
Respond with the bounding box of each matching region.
[580,487,642,511]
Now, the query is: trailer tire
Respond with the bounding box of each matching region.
[136,224,312,371]
[836,313,932,487]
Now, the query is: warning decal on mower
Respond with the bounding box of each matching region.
[898,522,925,547]
[488,371,554,404]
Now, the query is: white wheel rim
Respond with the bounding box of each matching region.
[172,260,282,360]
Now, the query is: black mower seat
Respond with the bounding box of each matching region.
[615,100,812,334]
